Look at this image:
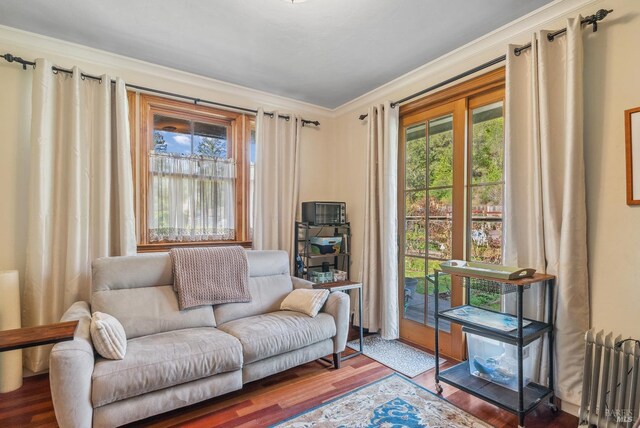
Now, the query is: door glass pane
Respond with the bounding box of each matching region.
[404,257,426,324]
[428,114,453,187]
[471,101,504,185]
[406,191,426,256]
[405,123,426,190]
[427,260,451,332]
[470,184,503,264]
[428,188,453,259]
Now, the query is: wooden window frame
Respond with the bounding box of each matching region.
[134,94,252,252]
[397,67,505,360]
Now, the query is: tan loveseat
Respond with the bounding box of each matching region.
[49,250,349,428]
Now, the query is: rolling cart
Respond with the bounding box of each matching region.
[433,269,557,427]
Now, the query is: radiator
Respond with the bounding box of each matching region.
[579,329,640,427]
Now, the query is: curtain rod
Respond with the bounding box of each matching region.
[0,54,321,127]
[358,8,612,121]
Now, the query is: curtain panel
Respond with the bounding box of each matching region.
[504,16,589,405]
[148,153,236,242]
[23,59,136,373]
[359,102,400,340]
[252,108,301,265]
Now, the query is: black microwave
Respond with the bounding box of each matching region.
[302,202,346,225]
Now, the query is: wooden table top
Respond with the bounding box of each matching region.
[0,321,79,353]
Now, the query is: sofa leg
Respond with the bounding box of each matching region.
[333,352,341,369]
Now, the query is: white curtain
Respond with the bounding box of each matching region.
[23,59,136,373]
[504,16,589,405]
[253,109,301,263]
[148,153,235,242]
[359,102,400,340]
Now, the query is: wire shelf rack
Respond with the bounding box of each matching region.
[465,277,531,295]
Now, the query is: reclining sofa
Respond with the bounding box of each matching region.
[48,250,349,427]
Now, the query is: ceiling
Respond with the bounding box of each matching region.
[0,0,553,109]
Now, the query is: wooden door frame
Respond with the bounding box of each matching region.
[397,68,506,361]
[398,99,465,359]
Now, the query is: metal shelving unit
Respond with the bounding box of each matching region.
[433,269,557,428]
[294,222,350,281]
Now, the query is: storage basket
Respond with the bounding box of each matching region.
[464,327,538,391]
[309,271,334,284]
[331,269,347,281]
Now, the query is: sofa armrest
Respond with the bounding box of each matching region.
[291,276,314,290]
[322,291,350,353]
[49,301,94,428]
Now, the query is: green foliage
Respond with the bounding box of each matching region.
[402,109,505,314]
[471,116,504,185]
[196,137,227,158]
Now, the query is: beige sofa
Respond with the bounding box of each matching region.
[49,250,349,428]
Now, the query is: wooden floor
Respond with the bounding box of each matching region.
[0,349,578,427]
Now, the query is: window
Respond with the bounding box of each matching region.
[399,68,505,357]
[136,95,252,250]
[468,100,504,264]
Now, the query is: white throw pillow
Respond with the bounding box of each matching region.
[90,311,127,360]
[280,288,330,317]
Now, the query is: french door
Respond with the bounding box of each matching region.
[398,80,505,361]
[399,99,466,358]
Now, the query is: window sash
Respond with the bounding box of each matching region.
[135,94,250,250]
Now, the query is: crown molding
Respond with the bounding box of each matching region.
[332,0,603,117]
[0,24,334,118]
[0,0,604,120]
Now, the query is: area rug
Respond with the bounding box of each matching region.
[346,335,443,378]
[272,373,491,427]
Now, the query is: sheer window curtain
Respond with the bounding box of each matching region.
[148,153,235,242]
[23,59,136,373]
[358,102,400,340]
[253,108,301,264]
[504,16,589,405]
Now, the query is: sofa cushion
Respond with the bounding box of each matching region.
[214,275,294,325]
[92,286,216,339]
[91,327,242,407]
[92,253,174,292]
[218,311,336,364]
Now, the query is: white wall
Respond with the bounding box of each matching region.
[332,0,640,342]
[0,25,338,291]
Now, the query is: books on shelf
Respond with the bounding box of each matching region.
[443,306,531,332]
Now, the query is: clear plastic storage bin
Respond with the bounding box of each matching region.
[464,328,539,392]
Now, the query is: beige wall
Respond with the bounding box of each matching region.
[333,0,640,342]
[0,26,337,291]
[1,0,638,356]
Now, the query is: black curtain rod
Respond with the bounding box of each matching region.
[0,54,320,127]
[358,8,612,121]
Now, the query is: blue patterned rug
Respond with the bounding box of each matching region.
[272,374,492,427]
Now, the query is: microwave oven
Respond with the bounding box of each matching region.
[301,202,346,225]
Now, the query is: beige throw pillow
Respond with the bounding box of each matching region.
[90,311,127,360]
[280,288,330,317]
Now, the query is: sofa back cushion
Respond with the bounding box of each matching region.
[92,253,216,339]
[214,250,293,325]
[91,250,294,337]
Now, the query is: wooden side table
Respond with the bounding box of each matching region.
[313,280,363,368]
[0,321,79,353]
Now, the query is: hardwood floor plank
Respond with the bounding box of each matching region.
[0,353,577,428]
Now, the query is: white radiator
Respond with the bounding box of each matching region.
[579,330,640,427]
